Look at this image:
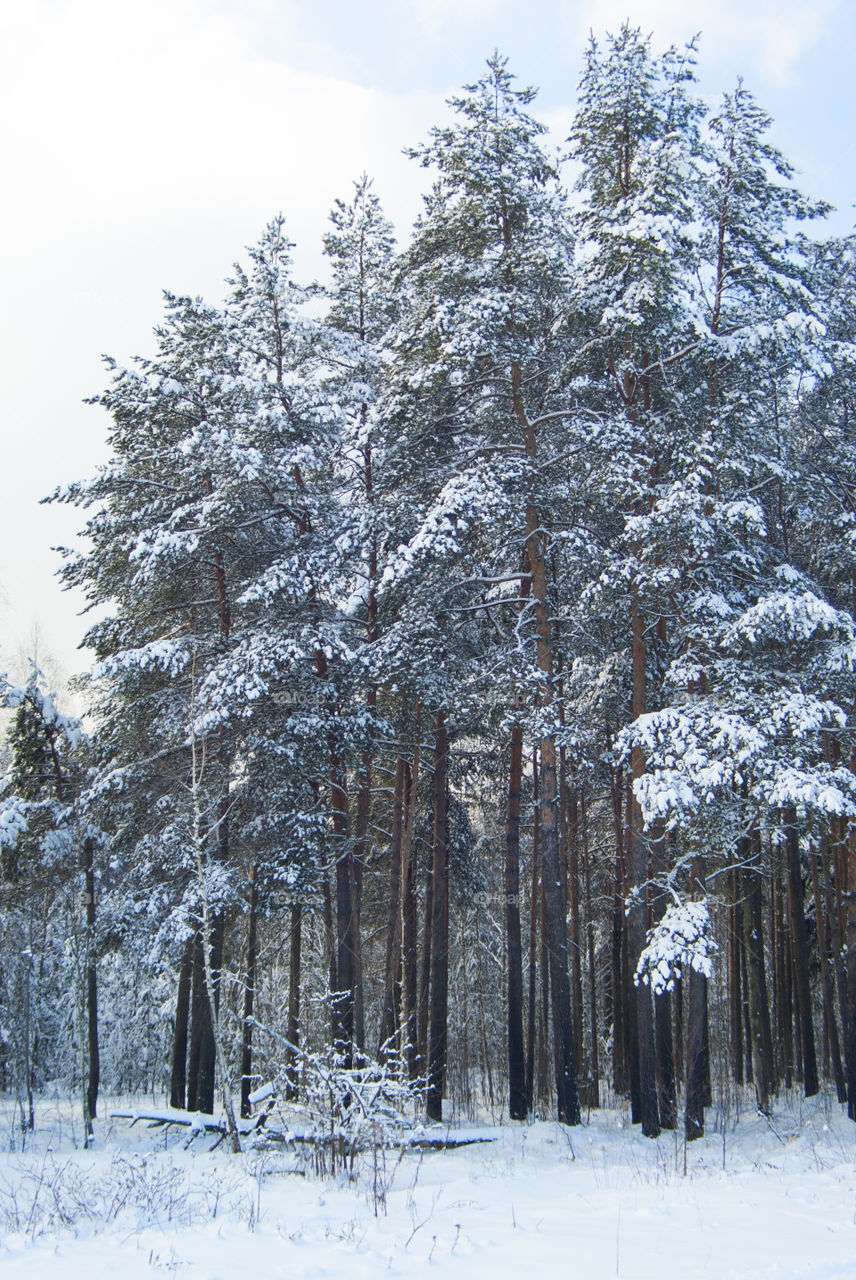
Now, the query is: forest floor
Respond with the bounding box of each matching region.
[0,1089,854,1278]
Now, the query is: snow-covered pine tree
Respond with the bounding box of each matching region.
[615,74,839,1125]
[321,175,397,1058]
[567,22,706,1137]
[0,670,97,1130]
[379,53,585,1123]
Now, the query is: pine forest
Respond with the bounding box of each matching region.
[4,26,856,1221]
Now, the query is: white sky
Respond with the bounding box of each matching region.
[1,0,854,683]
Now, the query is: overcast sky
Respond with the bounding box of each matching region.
[2,0,854,684]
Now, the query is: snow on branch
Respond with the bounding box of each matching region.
[634,900,718,995]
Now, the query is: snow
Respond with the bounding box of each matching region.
[635,900,718,994]
[2,1094,856,1278]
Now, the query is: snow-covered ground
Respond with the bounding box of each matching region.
[1,1091,855,1278]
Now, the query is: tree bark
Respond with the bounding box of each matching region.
[729,866,745,1085]
[525,757,539,1113]
[650,828,675,1129]
[379,756,405,1057]
[285,902,302,1100]
[82,836,99,1122]
[743,834,774,1114]
[846,815,856,1117]
[581,795,600,1108]
[810,847,846,1101]
[785,812,819,1097]
[566,783,586,1101]
[240,863,258,1119]
[506,721,527,1119]
[187,913,224,1115]
[426,712,449,1121]
[685,857,708,1141]
[628,598,659,1136]
[400,751,420,1078]
[331,755,354,1066]
[170,935,194,1109]
[609,766,628,1096]
[417,859,433,1080]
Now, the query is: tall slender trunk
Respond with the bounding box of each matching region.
[401,750,420,1078]
[785,811,819,1097]
[610,766,628,1095]
[525,755,539,1112]
[772,863,792,1089]
[186,931,205,1111]
[170,935,194,1109]
[286,902,302,1100]
[240,863,258,1119]
[331,755,354,1065]
[417,857,433,1079]
[352,748,371,1054]
[819,833,849,1104]
[188,913,224,1115]
[650,827,675,1129]
[685,857,708,1141]
[322,870,337,1042]
[729,866,745,1085]
[846,815,856,1117]
[743,833,774,1114]
[82,836,99,1122]
[566,784,586,1100]
[506,721,527,1119]
[810,847,846,1101]
[581,796,600,1108]
[628,598,659,1136]
[426,713,449,1121]
[379,756,405,1057]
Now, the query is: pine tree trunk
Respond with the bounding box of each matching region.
[379,756,405,1057]
[331,757,354,1065]
[538,830,552,1109]
[82,836,99,1122]
[650,828,675,1129]
[628,598,659,1136]
[743,835,774,1114]
[740,928,754,1086]
[170,935,194,1109]
[426,712,449,1122]
[286,902,302,1101]
[189,911,224,1116]
[785,811,819,1097]
[581,796,600,1108]
[566,784,586,1102]
[240,864,258,1119]
[186,932,205,1112]
[352,751,370,1055]
[322,872,337,1045]
[729,866,745,1085]
[417,860,433,1080]
[772,863,792,1089]
[819,833,848,1104]
[610,766,628,1096]
[685,857,707,1141]
[505,721,527,1119]
[810,847,846,1100]
[401,752,420,1078]
[845,820,856,1118]
[525,762,539,1113]
[685,965,708,1141]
